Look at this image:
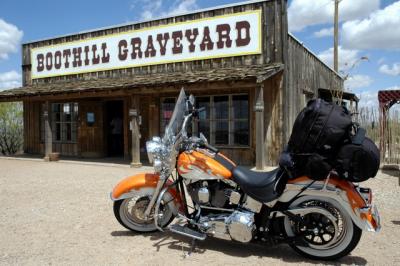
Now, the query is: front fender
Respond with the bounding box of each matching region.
[110,173,183,212]
[283,176,381,232]
[111,173,159,200]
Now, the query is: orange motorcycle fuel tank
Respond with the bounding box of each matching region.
[177,150,236,180]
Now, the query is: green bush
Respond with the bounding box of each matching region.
[0,102,23,155]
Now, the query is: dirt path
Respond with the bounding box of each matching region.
[0,158,399,265]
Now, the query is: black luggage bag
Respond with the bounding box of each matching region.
[288,98,353,157]
[335,128,380,182]
[286,99,353,180]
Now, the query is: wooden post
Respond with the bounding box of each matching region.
[334,0,340,72]
[255,84,265,170]
[43,101,53,161]
[123,98,129,160]
[130,96,142,168]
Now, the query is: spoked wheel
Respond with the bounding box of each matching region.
[113,188,174,232]
[300,212,339,247]
[284,196,362,260]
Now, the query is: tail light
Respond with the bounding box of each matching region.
[358,187,372,205]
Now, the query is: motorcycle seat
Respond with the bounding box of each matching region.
[232,166,286,203]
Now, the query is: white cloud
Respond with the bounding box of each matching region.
[358,86,400,109]
[133,0,198,20]
[317,46,361,72]
[342,1,400,50]
[169,0,198,15]
[0,71,22,90]
[345,74,373,90]
[357,90,378,109]
[379,63,400,76]
[313,27,333,38]
[139,0,163,20]
[288,0,380,32]
[0,19,23,60]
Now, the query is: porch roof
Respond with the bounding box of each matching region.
[318,88,360,102]
[0,64,283,102]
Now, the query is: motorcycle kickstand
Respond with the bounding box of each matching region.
[184,238,197,258]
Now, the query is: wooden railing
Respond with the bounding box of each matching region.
[358,106,400,165]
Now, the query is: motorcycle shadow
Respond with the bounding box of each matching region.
[110,230,367,265]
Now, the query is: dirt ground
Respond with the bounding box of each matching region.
[0,158,399,265]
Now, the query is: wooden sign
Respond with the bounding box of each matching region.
[31,10,262,79]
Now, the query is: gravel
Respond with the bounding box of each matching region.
[0,158,399,265]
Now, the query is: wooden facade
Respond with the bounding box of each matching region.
[0,0,343,167]
[283,34,343,143]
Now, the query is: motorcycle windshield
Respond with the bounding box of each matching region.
[163,88,187,144]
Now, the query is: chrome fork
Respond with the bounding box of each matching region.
[144,177,167,218]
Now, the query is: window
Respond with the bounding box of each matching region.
[196,96,211,141]
[209,94,249,146]
[213,96,229,145]
[41,103,78,143]
[160,94,250,147]
[160,98,176,135]
[232,95,249,145]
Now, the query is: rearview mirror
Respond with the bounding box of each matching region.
[186,94,195,113]
[199,133,208,144]
[189,95,195,106]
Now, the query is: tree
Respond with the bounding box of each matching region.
[0,102,23,155]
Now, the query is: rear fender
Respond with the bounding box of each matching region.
[110,173,183,214]
[281,176,380,232]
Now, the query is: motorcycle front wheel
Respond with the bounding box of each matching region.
[283,196,362,260]
[113,188,174,233]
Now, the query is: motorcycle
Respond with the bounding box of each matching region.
[110,89,380,260]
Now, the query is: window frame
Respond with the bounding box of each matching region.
[41,102,79,144]
[160,93,250,148]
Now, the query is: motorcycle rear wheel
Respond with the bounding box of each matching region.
[283,196,362,260]
[113,188,174,233]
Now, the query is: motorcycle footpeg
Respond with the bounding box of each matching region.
[169,224,207,241]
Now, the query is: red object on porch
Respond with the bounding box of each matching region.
[378,90,400,107]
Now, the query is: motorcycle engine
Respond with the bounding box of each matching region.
[198,211,255,243]
[187,180,255,243]
[187,180,240,208]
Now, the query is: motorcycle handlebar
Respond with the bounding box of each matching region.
[201,142,219,153]
[192,106,206,118]
[197,106,206,113]
[182,105,218,153]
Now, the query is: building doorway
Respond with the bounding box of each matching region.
[105,100,124,157]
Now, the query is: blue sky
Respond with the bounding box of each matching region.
[0,0,399,108]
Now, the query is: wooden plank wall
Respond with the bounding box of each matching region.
[283,35,344,143]
[23,101,43,154]
[53,143,78,156]
[23,100,81,157]
[79,100,104,157]
[22,0,285,86]
[264,72,284,165]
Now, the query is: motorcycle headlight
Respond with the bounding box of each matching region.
[146,139,162,164]
[153,159,162,173]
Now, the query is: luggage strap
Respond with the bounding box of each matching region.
[352,127,366,145]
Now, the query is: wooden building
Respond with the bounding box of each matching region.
[0,0,343,168]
